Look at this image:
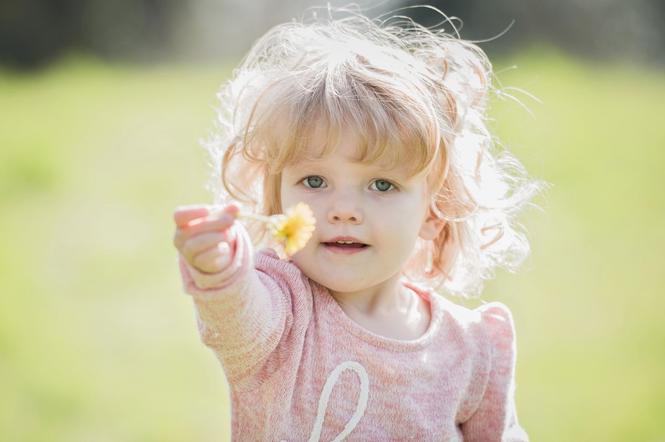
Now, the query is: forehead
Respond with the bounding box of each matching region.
[288,126,415,175]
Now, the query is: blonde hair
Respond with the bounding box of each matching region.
[202,7,547,298]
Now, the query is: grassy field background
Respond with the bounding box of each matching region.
[1,46,663,441]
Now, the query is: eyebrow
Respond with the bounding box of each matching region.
[290,161,413,181]
[294,157,405,170]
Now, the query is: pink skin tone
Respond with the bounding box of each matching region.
[279,129,445,321]
[172,204,239,275]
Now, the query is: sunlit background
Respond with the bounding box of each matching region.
[1,0,664,440]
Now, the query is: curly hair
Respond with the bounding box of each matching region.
[201,6,546,298]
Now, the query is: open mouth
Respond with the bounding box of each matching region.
[322,241,370,254]
[322,242,368,248]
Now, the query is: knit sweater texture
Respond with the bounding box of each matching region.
[177,223,529,441]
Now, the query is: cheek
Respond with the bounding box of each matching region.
[282,190,326,221]
[279,181,308,214]
[376,193,426,220]
[383,196,429,240]
[373,199,424,237]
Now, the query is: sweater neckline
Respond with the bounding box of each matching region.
[313,278,444,352]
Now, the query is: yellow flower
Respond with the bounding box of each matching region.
[235,202,316,259]
[268,202,316,257]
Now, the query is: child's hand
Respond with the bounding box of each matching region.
[172,204,239,274]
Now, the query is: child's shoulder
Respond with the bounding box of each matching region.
[472,301,517,352]
[426,291,517,350]
[472,301,516,334]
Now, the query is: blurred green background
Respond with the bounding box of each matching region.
[1,1,664,441]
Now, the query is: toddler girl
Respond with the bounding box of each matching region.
[173,7,542,441]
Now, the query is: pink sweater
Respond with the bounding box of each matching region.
[177,223,529,441]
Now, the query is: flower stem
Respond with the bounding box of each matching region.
[237,211,274,225]
[210,206,272,224]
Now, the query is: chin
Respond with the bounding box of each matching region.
[296,265,359,291]
[316,279,362,293]
[309,269,382,293]
[327,284,371,295]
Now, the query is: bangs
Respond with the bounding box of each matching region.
[243,62,442,179]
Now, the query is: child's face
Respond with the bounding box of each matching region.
[280,129,442,295]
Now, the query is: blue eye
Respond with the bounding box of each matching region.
[302,176,326,189]
[371,179,396,192]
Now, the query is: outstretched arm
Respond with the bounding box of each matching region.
[173,205,288,386]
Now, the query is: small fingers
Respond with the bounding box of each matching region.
[173,213,237,250]
[173,205,210,229]
[196,204,239,223]
[179,231,227,261]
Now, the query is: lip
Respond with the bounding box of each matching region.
[323,236,368,245]
[321,236,370,255]
[322,243,369,255]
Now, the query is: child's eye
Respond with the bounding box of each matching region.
[301,175,326,189]
[370,179,397,192]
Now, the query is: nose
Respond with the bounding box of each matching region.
[327,198,363,225]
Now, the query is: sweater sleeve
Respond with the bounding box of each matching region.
[460,302,529,442]
[177,222,289,386]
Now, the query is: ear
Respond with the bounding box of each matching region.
[418,207,446,241]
